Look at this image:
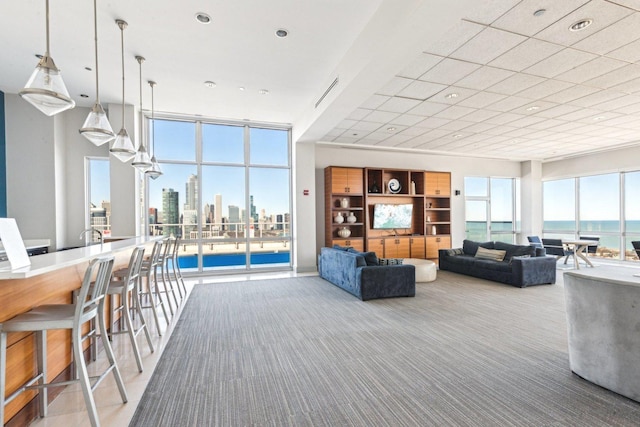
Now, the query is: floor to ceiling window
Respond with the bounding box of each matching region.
[543,171,639,260]
[464,177,519,243]
[86,157,111,242]
[147,117,292,273]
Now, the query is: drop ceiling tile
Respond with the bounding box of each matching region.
[377,97,422,113]
[609,0,640,11]
[408,101,450,116]
[360,94,390,109]
[525,130,555,140]
[424,129,453,139]
[615,102,640,114]
[397,54,443,79]
[434,105,476,120]
[462,133,495,143]
[333,136,359,144]
[418,58,481,85]
[486,96,535,112]
[516,80,575,100]
[463,122,497,133]
[543,85,600,103]
[573,13,640,55]
[535,104,583,118]
[363,132,391,141]
[363,110,401,123]
[547,121,586,133]
[398,126,428,137]
[397,81,448,101]
[492,0,590,36]
[489,38,563,72]
[455,66,515,90]
[596,115,639,127]
[593,94,640,111]
[450,27,527,65]
[458,91,507,109]
[380,124,408,134]
[350,121,383,132]
[415,117,452,129]
[558,108,607,122]
[324,128,344,138]
[346,109,372,121]
[611,77,640,94]
[484,125,518,136]
[425,21,485,56]
[389,114,427,126]
[524,48,597,78]
[506,115,548,128]
[437,87,479,105]
[377,77,414,97]
[484,112,525,125]
[337,119,358,129]
[535,0,633,46]
[607,39,640,63]
[438,120,476,131]
[555,57,628,84]
[568,90,626,108]
[503,127,538,138]
[380,133,414,144]
[488,73,545,95]
[583,64,640,89]
[460,109,502,123]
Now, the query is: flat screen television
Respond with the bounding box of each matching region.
[372,203,413,229]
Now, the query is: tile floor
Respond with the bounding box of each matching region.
[26,270,302,427]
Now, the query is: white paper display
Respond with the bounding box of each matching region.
[0,218,31,270]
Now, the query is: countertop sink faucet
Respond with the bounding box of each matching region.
[79,228,103,245]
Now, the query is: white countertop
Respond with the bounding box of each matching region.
[564,264,640,288]
[0,236,161,280]
[0,239,51,253]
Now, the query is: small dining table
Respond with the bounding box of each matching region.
[562,239,599,269]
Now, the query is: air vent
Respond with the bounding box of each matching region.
[315,76,339,108]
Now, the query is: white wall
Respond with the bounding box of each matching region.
[293,141,317,272]
[313,145,523,257]
[543,146,640,179]
[520,161,542,243]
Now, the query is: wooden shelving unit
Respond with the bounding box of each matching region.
[324,167,365,251]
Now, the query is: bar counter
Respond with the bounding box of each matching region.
[0,236,161,425]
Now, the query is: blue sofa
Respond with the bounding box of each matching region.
[438,240,556,287]
[318,247,415,300]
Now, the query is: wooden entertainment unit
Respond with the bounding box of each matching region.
[325,166,451,263]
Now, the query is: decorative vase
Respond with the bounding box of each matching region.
[338,227,351,238]
[334,212,344,224]
[340,198,349,208]
[346,212,357,223]
[432,225,437,235]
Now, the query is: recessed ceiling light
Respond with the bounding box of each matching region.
[526,106,540,111]
[275,28,289,38]
[204,81,216,88]
[386,127,396,131]
[453,134,463,138]
[445,93,459,99]
[238,86,245,91]
[195,13,211,24]
[593,116,606,121]
[569,19,593,32]
[258,89,269,95]
[80,94,89,98]
[533,9,546,17]
[352,133,358,136]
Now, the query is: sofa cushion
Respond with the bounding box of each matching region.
[378,258,403,265]
[473,258,512,272]
[463,239,494,256]
[446,248,464,256]
[444,254,476,266]
[509,254,530,265]
[475,247,507,262]
[494,241,536,261]
[345,248,379,266]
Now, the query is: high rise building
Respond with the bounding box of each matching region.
[184,174,197,211]
[276,214,284,230]
[215,194,222,227]
[162,188,180,237]
[250,195,257,223]
[229,205,240,231]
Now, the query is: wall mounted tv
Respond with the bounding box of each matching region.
[372,203,413,229]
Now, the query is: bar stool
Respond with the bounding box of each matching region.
[138,240,169,335]
[171,236,188,298]
[0,257,127,427]
[157,238,180,311]
[106,246,154,373]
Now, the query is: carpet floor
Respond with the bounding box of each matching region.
[129,271,640,426]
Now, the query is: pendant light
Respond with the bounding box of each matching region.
[131,55,152,171]
[19,0,75,116]
[145,81,163,179]
[110,19,136,162]
[79,0,115,145]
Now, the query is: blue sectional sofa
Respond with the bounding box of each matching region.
[318,247,415,300]
[438,240,556,287]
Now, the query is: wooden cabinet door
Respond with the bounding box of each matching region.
[343,239,364,252]
[385,238,410,258]
[330,167,363,194]
[426,236,452,258]
[367,238,385,258]
[425,172,451,196]
[409,236,426,259]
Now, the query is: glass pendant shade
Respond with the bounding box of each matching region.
[132,144,152,171]
[79,102,115,145]
[79,0,114,145]
[20,54,75,116]
[146,155,162,179]
[110,128,135,162]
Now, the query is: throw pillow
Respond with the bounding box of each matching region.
[474,247,507,262]
[509,254,531,265]
[446,248,464,256]
[463,239,495,256]
[378,258,404,265]
[345,248,378,266]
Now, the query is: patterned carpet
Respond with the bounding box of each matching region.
[129,271,640,426]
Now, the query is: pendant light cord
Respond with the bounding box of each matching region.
[93,0,100,102]
[45,0,50,55]
[150,82,155,156]
[120,23,125,126]
[138,57,144,150]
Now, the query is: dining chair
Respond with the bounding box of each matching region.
[580,236,600,256]
[0,257,127,427]
[541,238,574,264]
[632,241,640,260]
[527,236,543,249]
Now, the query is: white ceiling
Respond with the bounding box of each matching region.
[2,0,640,162]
